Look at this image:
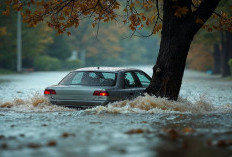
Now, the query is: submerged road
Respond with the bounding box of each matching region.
[0,67,232,157]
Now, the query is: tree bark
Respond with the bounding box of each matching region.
[145,0,221,100]
[212,43,221,74]
[221,32,231,77]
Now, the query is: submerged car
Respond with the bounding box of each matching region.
[44,67,151,107]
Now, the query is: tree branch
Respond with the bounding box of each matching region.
[193,0,221,22]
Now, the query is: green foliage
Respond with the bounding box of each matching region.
[33,56,61,71]
[0,7,53,70]
[120,36,159,65]
[0,7,17,70]
[44,33,72,60]
[69,22,160,66]
[229,59,232,74]
[0,69,16,74]
[22,22,53,68]
[1,8,160,72]
[63,59,82,70]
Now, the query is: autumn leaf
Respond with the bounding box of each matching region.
[142,16,146,21]
[2,0,231,35]
[125,128,151,134]
[150,15,156,21]
[130,3,135,8]
[123,8,128,12]
[195,17,204,24]
[47,140,57,146]
[2,9,10,16]
[92,23,96,28]
[174,7,189,18]
[182,127,195,133]
[25,9,31,14]
[146,20,149,26]
[67,31,71,36]
[207,28,213,32]
[153,24,162,33]
[5,0,12,5]
[57,29,64,35]
[163,128,179,140]
[13,3,22,11]
[212,25,218,30]
[221,12,228,18]
[228,26,232,32]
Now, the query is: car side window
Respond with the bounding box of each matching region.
[71,72,84,84]
[89,72,97,78]
[102,73,115,80]
[124,72,139,88]
[135,71,151,88]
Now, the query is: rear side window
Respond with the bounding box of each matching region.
[102,72,115,79]
[124,72,139,88]
[135,71,151,88]
[59,71,117,86]
[71,72,84,84]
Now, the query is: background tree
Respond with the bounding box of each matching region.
[188,0,232,76]
[220,32,232,77]
[2,0,232,100]
[0,6,53,70]
[45,32,72,61]
[68,20,159,66]
[0,10,159,71]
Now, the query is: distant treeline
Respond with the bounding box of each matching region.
[0,9,159,72]
[186,30,232,77]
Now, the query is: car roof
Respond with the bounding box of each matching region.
[74,67,141,72]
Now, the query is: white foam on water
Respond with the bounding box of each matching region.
[1,94,231,114]
[86,94,232,114]
[0,94,74,113]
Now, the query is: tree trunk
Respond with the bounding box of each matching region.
[145,0,221,100]
[229,33,232,59]
[212,43,221,74]
[221,32,231,77]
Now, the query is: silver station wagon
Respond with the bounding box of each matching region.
[44,67,151,107]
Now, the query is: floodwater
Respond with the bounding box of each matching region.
[0,66,232,157]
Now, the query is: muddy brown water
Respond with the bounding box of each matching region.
[0,67,232,157]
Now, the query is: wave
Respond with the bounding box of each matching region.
[86,94,232,114]
[1,94,231,114]
[0,94,74,113]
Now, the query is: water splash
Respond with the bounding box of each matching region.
[86,94,232,114]
[0,94,74,113]
[1,94,231,114]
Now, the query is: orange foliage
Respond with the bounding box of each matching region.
[1,0,232,34]
[196,17,204,24]
[1,0,161,34]
[86,24,125,60]
[174,7,189,18]
[187,44,213,71]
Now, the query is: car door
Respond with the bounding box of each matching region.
[121,71,144,100]
[134,71,151,88]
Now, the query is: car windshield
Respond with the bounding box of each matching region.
[59,71,117,86]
